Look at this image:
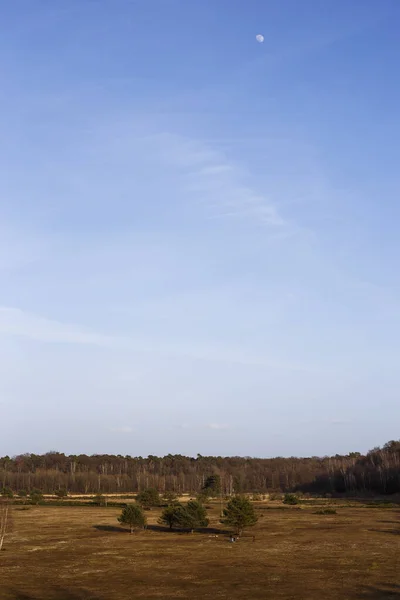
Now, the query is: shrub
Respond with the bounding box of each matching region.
[315,508,337,515]
[1,487,13,499]
[29,490,44,505]
[269,493,282,501]
[283,493,299,505]
[92,494,106,506]
[2,488,13,498]
[54,489,68,499]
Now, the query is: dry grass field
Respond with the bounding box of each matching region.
[0,501,399,599]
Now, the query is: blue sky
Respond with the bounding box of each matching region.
[1,0,400,458]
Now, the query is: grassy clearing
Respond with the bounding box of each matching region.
[0,501,399,599]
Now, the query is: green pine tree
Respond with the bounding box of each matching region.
[135,488,160,509]
[202,474,221,497]
[118,504,147,533]
[159,501,209,532]
[223,496,258,535]
[159,503,182,529]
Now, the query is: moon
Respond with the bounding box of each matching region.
[256,34,264,43]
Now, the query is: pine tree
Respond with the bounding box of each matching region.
[159,504,182,529]
[202,474,221,497]
[223,496,258,535]
[185,500,209,529]
[118,504,147,533]
[159,501,209,532]
[135,488,160,509]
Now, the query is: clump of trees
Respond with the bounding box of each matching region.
[118,504,147,533]
[159,500,208,532]
[222,496,258,535]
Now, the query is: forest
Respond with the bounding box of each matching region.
[1,440,399,496]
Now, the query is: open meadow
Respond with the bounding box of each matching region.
[1,500,399,600]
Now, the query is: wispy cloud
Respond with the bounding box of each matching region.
[139,131,286,227]
[0,305,314,372]
[207,423,230,430]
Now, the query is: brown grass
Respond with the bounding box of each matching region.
[0,502,399,599]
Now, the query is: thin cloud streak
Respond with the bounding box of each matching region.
[0,305,315,372]
[143,131,287,227]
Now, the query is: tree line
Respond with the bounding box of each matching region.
[1,440,399,496]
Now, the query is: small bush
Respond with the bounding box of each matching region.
[92,494,106,506]
[269,493,282,501]
[29,489,44,505]
[283,493,299,505]
[315,508,337,515]
[54,488,68,499]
